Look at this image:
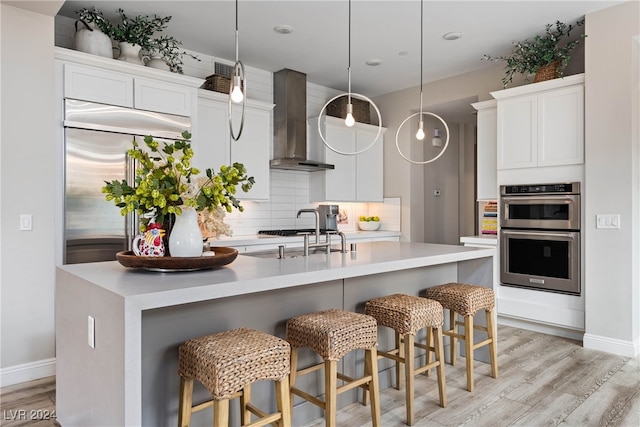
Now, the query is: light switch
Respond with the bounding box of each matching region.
[19,214,32,231]
[596,214,621,229]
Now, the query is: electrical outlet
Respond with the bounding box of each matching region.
[19,214,32,231]
[596,214,621,229]
[88,315,95,349]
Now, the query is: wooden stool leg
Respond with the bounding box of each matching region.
[424,327,433,377]
[465,315,474,392]
[449,310,457,366]
[324,360,338,427]
[178,377,193,427]
[276,376,292,427]
[366,347,381,427]
[213,399,229,427]
[240,383,251,426]
[433,327,447,408]
[395,332,403,390]
[486,308,499,379]
[289,348,298,416]
[404,333,415,426]
[363,348,371,406]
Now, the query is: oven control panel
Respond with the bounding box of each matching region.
[501,182,580,196]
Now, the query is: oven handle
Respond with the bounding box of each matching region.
[501,195,578,202]
[501,230,578,239]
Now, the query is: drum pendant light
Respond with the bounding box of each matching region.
[317,0,383,156]
[228,0,246,141]
[395,0,450,165]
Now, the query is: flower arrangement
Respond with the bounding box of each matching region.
[146,35,200,74]
[482,20,586,87]
[109,8,171,52]
[102,131,254,231]
[75,7,112,34]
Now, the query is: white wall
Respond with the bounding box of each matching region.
[0,4,59,384]
[583,1,640,356]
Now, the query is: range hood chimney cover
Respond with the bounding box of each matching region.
[271,69,334,172]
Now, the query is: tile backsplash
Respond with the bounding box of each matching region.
[225,170,400,236]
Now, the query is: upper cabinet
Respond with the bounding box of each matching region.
[492,74,584,170]
[472,99,497,200]
[194,90,273,201]
[57,48,203,117]
[308,116,385,202]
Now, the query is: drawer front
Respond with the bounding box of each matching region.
[64,63,133,107]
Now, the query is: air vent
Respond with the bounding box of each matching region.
[214,62,233,78]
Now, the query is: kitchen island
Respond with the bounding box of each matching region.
[55,241,494,426]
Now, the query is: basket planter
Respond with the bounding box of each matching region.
[327,96,371,124]
[533,61,560,83]
[203,74,231,94]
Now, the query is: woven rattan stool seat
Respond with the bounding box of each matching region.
[365,294,444,335]
[178,327,290,400]
[286,309,377,361]
[424,283,495,316]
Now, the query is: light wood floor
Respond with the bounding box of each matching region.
[1,325,638,427]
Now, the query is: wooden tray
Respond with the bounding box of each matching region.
[116,247,238,272]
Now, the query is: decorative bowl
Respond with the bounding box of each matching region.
[358,221,380,231]
[116,246,238,272]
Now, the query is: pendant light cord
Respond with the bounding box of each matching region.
[235,0,239,62]
[347,0,352,103]
[419,0,423,114]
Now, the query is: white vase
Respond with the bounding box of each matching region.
[145,56,171,72]
[74,21,112,59]
[117,42,144,65]
[168,208,203,257]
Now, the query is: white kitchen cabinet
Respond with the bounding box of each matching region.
[195,91,273,200]
[471,99,497,200]
[59,49,201,116]
[309,116,385,202]
[492,74,584,170]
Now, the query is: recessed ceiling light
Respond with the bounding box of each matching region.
[366,59,383,66]
[398,51,408,56]
[442,32,462,41]
[273,25,294,35]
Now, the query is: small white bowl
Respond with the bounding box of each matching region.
[358,221,380,231]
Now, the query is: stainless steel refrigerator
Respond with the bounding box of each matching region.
[63,99,191,264]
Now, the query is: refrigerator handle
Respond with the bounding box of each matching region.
[124,151,138,250]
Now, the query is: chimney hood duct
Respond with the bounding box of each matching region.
[270,69,334,172]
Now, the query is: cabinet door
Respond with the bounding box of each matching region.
[134,77,193,116]
[231,106,270,200]
[476,107,497,200]
[323,123,357,201]
[64,63,133,107]
[538,85,584,166]
[497,95,537,169]
[194,98,230,172]
[356,128,383,202]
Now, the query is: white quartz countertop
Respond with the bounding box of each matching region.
[460,235,498,246]
[57,241,494,311]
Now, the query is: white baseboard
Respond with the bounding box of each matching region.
[583,333,639,357]
[498,315,585,341]
[0,358,56,387]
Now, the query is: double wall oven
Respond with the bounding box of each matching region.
[500,182,581,295]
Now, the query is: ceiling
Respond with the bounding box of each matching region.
[56,1,620,98]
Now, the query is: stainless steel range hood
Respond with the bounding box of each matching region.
[271,69,334,172]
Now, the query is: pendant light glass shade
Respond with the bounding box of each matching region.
[317,0,383,156]
[395,0,450,164]
[228,0,246,141]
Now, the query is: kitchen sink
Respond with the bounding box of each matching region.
[243,247,344,259]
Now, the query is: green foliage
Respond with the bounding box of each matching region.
[108,8,172,52]
[102,130,254,229]
[482,20,586,87]
[75,7,112,34]
[147,36,200,74]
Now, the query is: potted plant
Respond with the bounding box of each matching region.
[102,131,254,255]
[145,35,201,74]
[109,8,172,64]
[482,19,586,87]
[74,7,114,58]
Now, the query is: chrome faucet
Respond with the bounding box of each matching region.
[296,208,331,256]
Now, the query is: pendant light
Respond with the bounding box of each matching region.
[228,0,246,141]
[317,0,383,156]
[395,0,449,165]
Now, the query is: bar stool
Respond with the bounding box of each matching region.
[423,283,498,392]
[364,294,446,425]
[178,327,291,427]
[286,309,381,427]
